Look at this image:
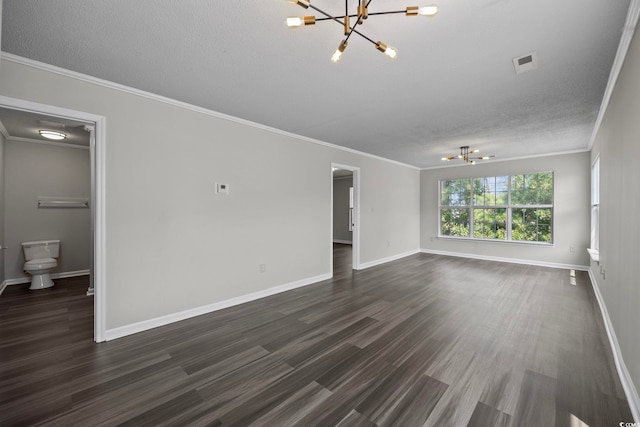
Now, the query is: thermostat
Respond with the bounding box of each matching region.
[216,183,230,194]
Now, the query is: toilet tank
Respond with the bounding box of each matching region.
[22,240,60,260]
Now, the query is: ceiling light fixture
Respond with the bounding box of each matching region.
[38,130,67,140]
[441,146,494,165]
[285,0,438,63]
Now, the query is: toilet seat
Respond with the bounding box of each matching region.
[24,258,57,270]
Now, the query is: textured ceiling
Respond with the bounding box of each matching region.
[1,0,632,167]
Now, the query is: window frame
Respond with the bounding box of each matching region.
[589,157,600,257]
[438,171,554,245]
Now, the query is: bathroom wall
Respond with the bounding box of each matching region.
[333,176,352,243]
[0,131,5,284]
[4,139,91,280]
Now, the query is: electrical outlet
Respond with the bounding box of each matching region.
[570,246,575,253]
[260,264,266,273]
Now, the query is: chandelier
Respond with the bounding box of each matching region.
[285,0,438,63]
[441,146,495,165]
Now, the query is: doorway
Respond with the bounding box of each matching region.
[331,163,360,275]
[0,95,106,342]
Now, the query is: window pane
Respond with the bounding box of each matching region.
[474,176,508,205]
[591,158,599,205]
[511,208,552,242]
[536,173,553,204]
[591,206,599,250]
[511,173,553,205]
[440,208,470,237]
[473,208,507,239]
[441,179,471,206]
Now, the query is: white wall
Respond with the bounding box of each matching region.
[420,151,590,267]
[0,131,5,283]
[4,140,91,279]
[0,57,421,331]
[333,176,352,243]
[590,23,640,409]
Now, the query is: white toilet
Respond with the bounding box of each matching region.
[22,240,60,290]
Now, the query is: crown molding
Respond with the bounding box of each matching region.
[589,0,640,150]
[0,52,420,171]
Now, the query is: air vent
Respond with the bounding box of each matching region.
[513,51,538,75]
[37,119,66,129]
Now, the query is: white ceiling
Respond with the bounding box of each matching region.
[1,0,632,167]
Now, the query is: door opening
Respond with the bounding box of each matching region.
[331,163,360,274]
[0,95,106,342]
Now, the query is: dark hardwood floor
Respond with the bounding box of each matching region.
[0,251,633,426]
[332,243,353,279]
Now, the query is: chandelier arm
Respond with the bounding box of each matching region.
[307,3,346,25]
[307,4,377,44]
[316,11,408,21]
[367,10,408,16]
[349,29,376,44]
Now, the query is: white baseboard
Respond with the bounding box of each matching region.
[0,269,90,294]
[104,272,332,341]
[420,248,588,271]
[588,268,640,422]
[357,249,420,270]
[333,239,353,245]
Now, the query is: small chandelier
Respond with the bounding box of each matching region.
[285,0,438,63]
[441,146,494,165]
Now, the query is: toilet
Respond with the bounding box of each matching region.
[22,240,60,290]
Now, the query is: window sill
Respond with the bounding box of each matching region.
[587,248,600,263]
[437,236,553,247]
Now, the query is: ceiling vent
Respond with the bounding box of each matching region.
[37,119,66,129]
[513,51,538,75]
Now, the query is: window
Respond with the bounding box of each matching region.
[439,172,553,243]
[590,158,599,252]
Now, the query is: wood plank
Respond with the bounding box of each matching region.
[0,250,633,425]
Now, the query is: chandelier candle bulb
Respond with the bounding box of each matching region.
[418,5,439,16]
[331,40,348,63]
[385,46,398,59]
[286,16,316,27]
[376,41,397,59]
